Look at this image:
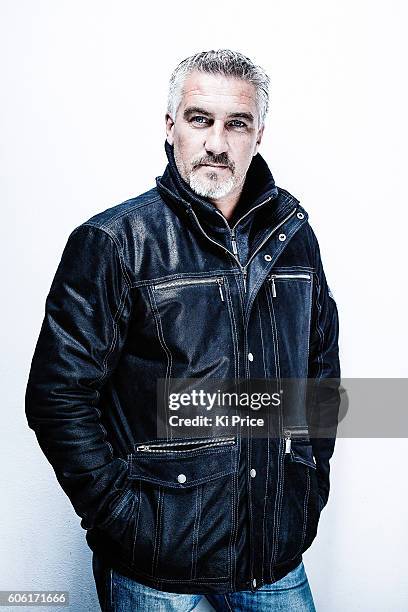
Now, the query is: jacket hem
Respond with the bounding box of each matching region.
[86,531,303,595]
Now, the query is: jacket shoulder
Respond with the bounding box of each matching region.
[77,186,163,233]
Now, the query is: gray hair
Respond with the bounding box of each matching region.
[167,49,270,127]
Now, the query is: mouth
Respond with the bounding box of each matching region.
[198,164,229,169]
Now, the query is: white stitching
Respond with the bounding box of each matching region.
[266,283,283,581]
[147,286,173,439]
[151,487,163,577]
[131,480,142,567]
[224,594,233,611]
[224,277,239,381]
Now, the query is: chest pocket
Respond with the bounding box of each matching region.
[265,270,314,378]
[148,274,238,379]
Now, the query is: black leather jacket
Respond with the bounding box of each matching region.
[25,141,340,595]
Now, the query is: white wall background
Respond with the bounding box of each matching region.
[1,0,407,610]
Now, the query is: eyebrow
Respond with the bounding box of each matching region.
[183,106,254,123]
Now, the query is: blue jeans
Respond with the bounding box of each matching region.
[92,552,316,611]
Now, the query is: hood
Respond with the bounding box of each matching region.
[156,140,280,232]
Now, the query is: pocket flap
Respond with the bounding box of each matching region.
[127,441,238,488]
[290,440,317,469]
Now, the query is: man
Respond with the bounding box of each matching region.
[25,49,340,611]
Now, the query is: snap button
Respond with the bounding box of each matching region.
[248,352,254,362]
[250,468,256,478]
[252,578,257,588]
[264,254,272,261]
[177,474,187,484]
[297,211,304,219]
[278,233,286,241]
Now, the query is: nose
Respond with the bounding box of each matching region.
[204,121,228,156]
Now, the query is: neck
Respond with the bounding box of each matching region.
[208,182,244,222]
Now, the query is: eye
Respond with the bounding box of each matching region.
[190,116,210,125]
[228,120,247,129]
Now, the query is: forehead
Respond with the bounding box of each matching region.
[179,70,258,116]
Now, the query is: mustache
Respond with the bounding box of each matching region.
[192,154,235,171]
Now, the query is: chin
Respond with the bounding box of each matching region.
[189,176,235,200]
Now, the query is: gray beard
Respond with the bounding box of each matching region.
[189,173,236,199]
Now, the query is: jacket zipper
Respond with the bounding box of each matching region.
[230,227,238,256]
[228,194,276,230]
[216,203,298,294]
[283,427,310,454]
[159,181,300,296]
[226,195,275,258]
[135,436,235,453]
[156,181,244,273]
[215,198,275,294]
[187,206,245,272]
[154,276,225,302]
[268,273,311,298]
[191,195,281,294]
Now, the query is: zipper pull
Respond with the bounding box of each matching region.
[231,228,238,256]
[284,432,291,454]
[136,444,149,452]
[270,276,276,297]
[217,278,225,302]
[242,269,247,293]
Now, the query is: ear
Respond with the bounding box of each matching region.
[253,124,265,156]
[166,113,175,145]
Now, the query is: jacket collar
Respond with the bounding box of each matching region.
[156,140,281,231]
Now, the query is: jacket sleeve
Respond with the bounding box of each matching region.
[25,223,132,531]
[307,225,341,511]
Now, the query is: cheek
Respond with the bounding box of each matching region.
[233,143,256,174]
[175,132,202,163]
